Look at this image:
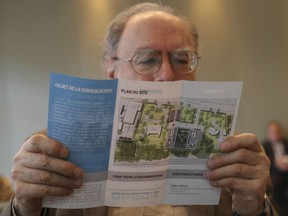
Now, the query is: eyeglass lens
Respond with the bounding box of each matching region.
[132,50,197,75]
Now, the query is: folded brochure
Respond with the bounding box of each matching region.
[43,73,242,209]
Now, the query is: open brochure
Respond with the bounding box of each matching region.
[43,73,243,209]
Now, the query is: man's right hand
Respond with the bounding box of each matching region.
[11,133,84,216]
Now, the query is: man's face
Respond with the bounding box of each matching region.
[108,11,197,81]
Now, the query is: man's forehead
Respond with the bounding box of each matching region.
[117,11,195,54]
[127,11,187,30]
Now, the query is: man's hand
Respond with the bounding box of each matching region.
[11,133,84,216]
[204,133,271,216]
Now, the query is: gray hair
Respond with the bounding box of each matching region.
[103,2,199,59]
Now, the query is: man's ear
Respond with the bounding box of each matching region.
[104,56,117,79]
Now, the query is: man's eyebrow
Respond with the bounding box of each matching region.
[132,47,195,54]
[132,47,158,54]
[173,47,196,52]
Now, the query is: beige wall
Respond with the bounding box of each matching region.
[1,0,288,178]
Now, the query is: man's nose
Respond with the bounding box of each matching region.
[154,59,176,81]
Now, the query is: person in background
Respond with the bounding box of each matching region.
[263,121,288,216]
[1,2,276,216]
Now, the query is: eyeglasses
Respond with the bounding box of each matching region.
[112,49,200,75]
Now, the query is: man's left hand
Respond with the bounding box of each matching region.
[204,133,271,216]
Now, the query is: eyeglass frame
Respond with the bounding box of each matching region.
[112,48,201,75]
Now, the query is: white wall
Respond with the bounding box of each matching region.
[1,0,288,178]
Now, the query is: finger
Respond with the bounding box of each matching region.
[208,177,264,194]
[14,152,84,179]
[23,134,69,159]
[12,167,83,189]
[206,148,262,169]
[14,180,74,199]
[221,133,263,153]
[204,163,265,181]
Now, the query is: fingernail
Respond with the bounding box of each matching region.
[60,147,69,157]
[74,167,84,178]
[220,142,228,151]
[206,159,212,169]
[74,180,83,187]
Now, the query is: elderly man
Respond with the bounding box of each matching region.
[1,2,275,216]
